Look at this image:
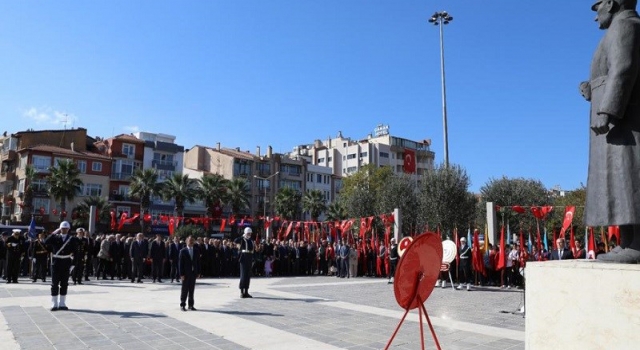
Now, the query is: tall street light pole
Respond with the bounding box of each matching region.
[253,171,279,241]
[429,11,453,168]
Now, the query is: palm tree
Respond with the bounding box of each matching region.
[326,201,347,222]
[226,178,250,217]
[161,173,198,218]
[72,196,112,230]
[302,189,326,222]
[274,187,301,220]
[198,174,230,222]
[20,165,37,223]
[130,168,161,232]
[47,159,83,222]
[226,178,250,237]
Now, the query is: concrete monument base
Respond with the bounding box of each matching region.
[526,260,640,350]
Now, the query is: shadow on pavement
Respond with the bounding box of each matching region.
[71,309,167,318]
[202,310,284,317]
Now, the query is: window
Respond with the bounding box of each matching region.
[317,158,324,163]
[327,157,332,162]
[18,179,25,193]
[281,164,301,176]
[77,160,87,173]
[347,154,356,160]
[33,198,50,214]
[359,152,367,158]
[325,175,330,184]
[307,173,313,183]
[256,163,271,174]
[233,160,252,176]
[343,143,346,147]
[279,180,301,191]
[92,162,103,172]
[53,157,70,167]
[256,179,270,191]
[82,183,103,196]
[380,152,389,158]
[122,144,135,157]
[118,185,130,196]
[32,179,48,192]
[32,155,51,172]
[317,174,322,183]
[347,166,357,173]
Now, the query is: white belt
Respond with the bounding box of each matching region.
[241,250,254,253]
[53,254,73,259]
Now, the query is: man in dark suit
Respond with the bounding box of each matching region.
[550,238,574,260]
[167,236,181,283]
[149,234,166,283]
[129,233,148,283]
[179,236,200,311]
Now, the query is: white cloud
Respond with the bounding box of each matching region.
[123,125,140,133]
[23,107,78,127]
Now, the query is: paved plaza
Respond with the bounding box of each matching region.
[0,275,525,349]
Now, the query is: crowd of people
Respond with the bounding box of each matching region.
[0,229,402,286]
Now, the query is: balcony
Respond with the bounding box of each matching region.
[111,151,136,159]
[0,150,16,163]
[109,194,138,202]
[0,171,16,183]
[111,172,133,181]
[33,190,49,198]
[152,159,177,171]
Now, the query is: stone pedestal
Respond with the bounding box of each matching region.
[526,260,640,350]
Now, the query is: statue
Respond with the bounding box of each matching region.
[581,0,640,263]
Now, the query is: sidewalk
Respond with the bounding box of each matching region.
[0,276,525,349]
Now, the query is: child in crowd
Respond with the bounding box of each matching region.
[264,256,273,277]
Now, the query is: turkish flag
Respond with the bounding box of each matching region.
[559,206,576,239]
[403,149,416,174]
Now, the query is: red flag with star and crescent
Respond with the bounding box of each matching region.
[559,206,576,239]
[403,149,416,174]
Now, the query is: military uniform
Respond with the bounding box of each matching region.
[234,232,254,298]
[388,241,398,284]
[6,233,23,283]
[73,236,89,284]
[45,230,78,310]
[29,238,48,282]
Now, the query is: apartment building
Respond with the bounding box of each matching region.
[1,128,111,227]
[290,125,435,178]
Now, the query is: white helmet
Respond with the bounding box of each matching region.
[244,227,253,235]
[59,221,71,229]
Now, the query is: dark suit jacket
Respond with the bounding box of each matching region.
[149,240,166,260]
[167,242,181,261]
[549,249,574,260]
[179,246,200,278]
[130,239,148,261]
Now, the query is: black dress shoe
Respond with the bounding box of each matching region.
[32,280,36,283]
[137,280,143,283]
[59,306,68,311]
[181,306,187,311]
[158,280,163,283]
[78,282,83,285]
[244,293,253,298]
[50,307,59,311]
[240,293,246,298]
[188,306,197,311]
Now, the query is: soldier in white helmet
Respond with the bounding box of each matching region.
[234,227,255,298]
[44,221,78,311]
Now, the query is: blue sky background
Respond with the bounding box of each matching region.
[0,1,603,192]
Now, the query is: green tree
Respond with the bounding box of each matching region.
[302,189,326,222]
[377,174,419,236]
[478,176,550,232]
[418,163,477,236]
[71,196,112,231]
[227,178,250,216]
[340,165,394,218]
[274,187,301,220]
[326,201,347,222]
[129,168,161,233]
[198,174,230,221]
[47,159,83,222]
[20,165,37,223]
[161,173,198,218]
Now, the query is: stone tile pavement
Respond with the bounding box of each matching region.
[0,276,526,349]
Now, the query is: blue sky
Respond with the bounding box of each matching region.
[0,1,603,192]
